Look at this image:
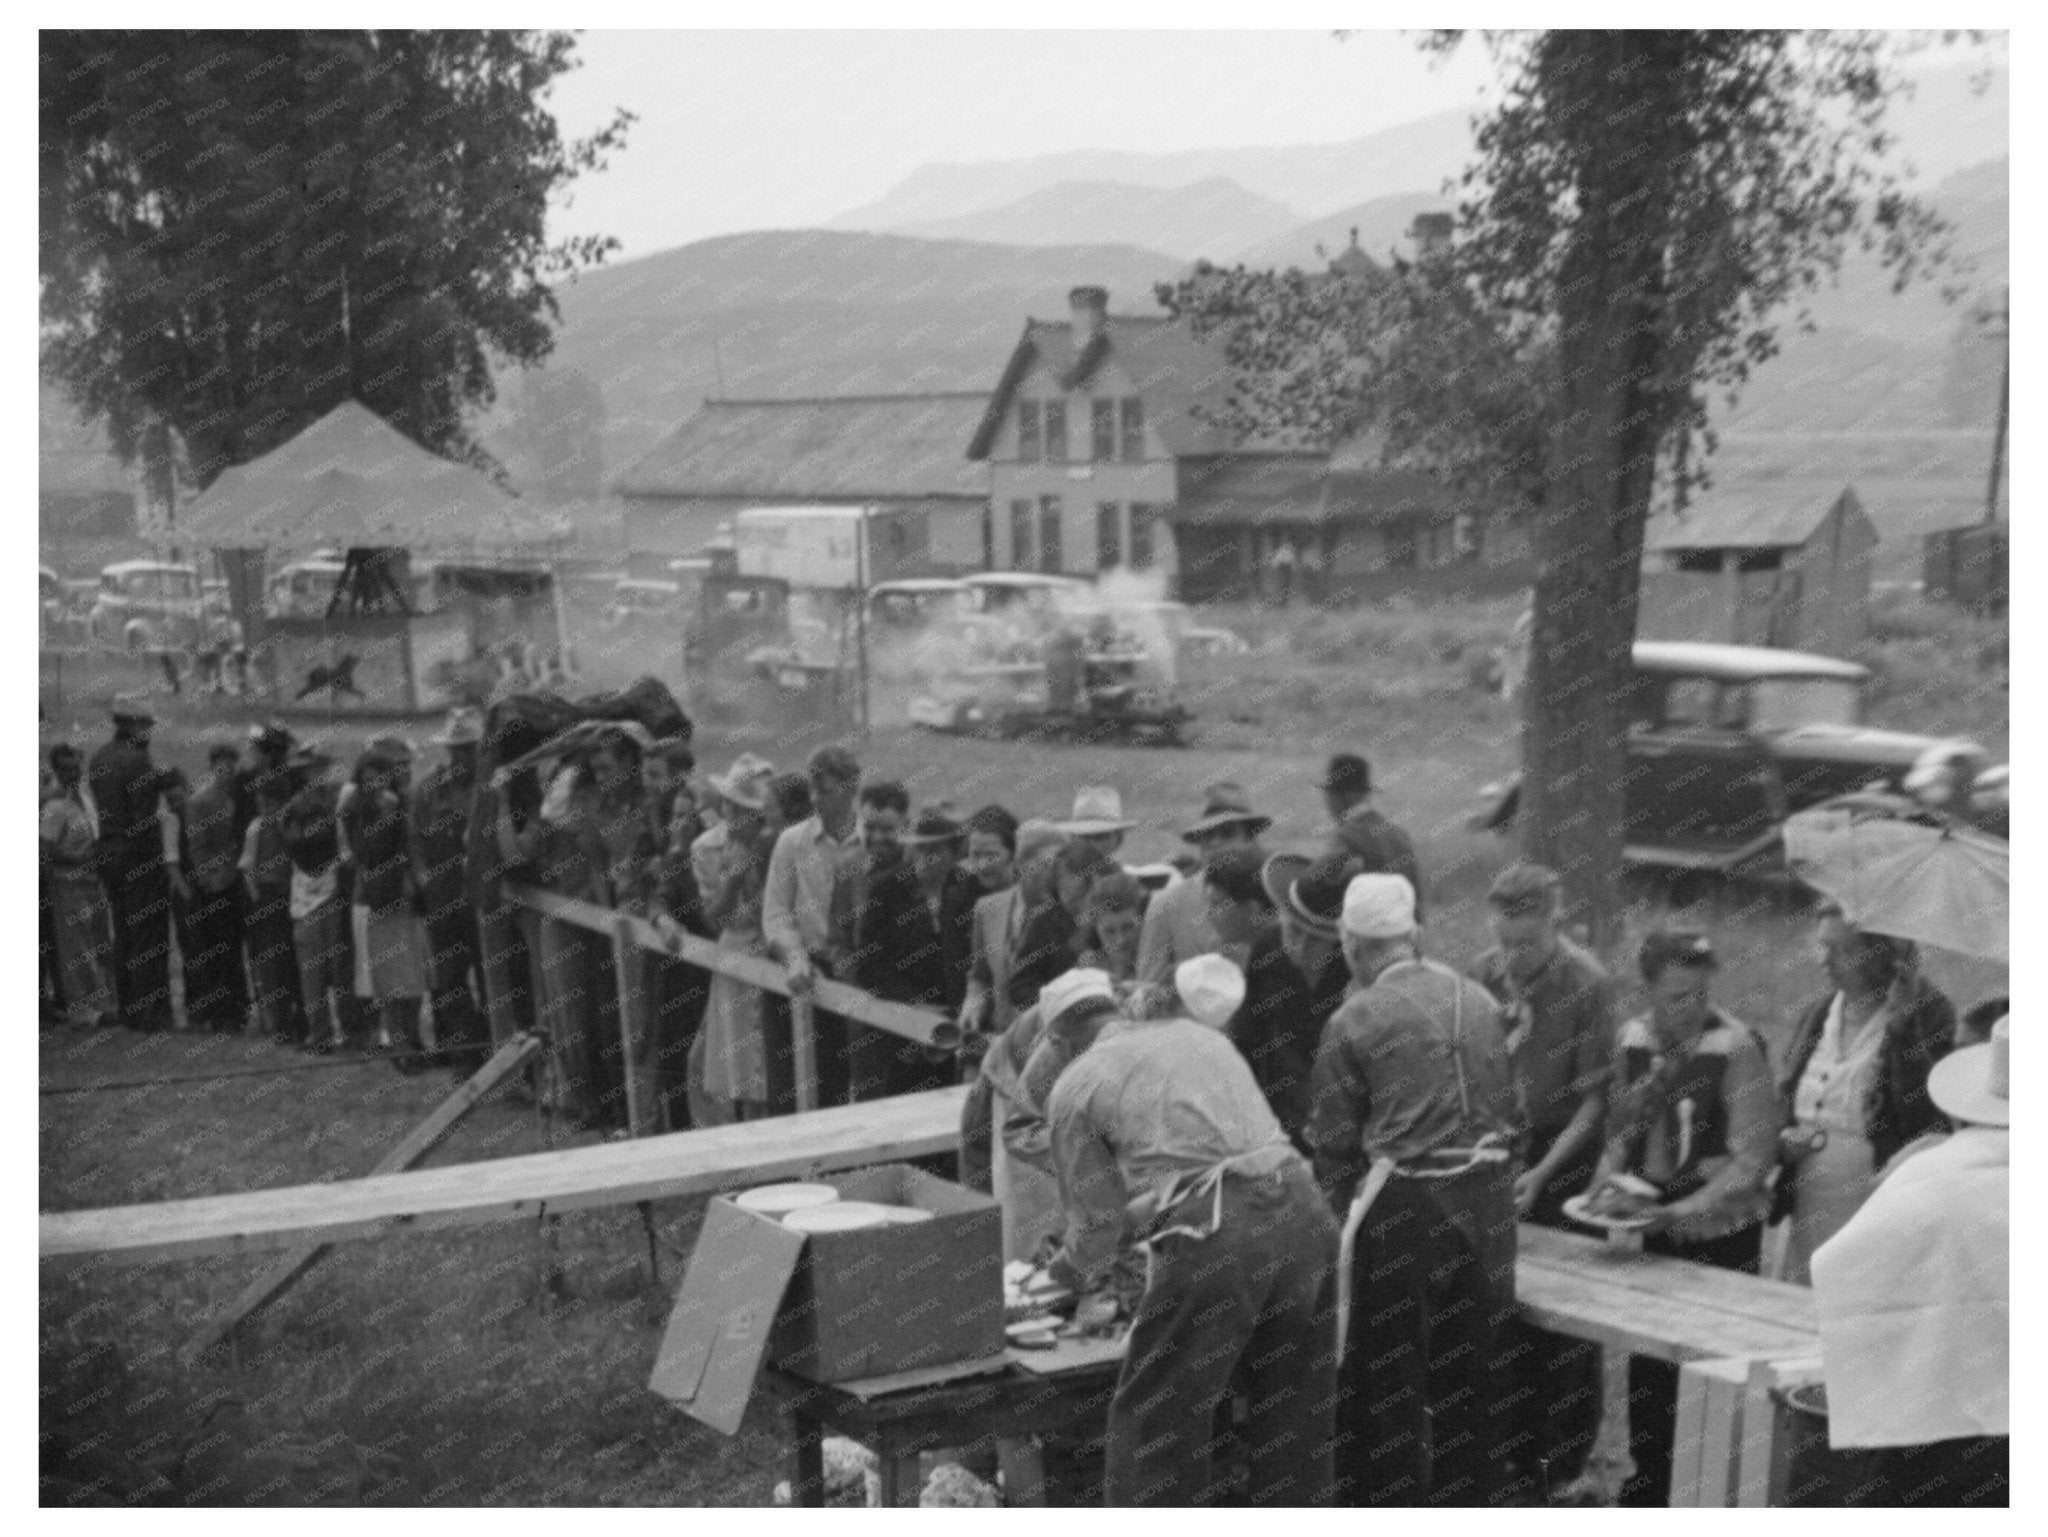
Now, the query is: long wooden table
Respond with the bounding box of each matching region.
[40,1086,966,1265]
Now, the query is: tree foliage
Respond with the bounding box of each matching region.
[1167,30,1952,939]
[39,30,632,502]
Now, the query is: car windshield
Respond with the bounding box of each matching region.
[1745,678,1863,731]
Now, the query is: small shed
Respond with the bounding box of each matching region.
[1638,486,1878,656]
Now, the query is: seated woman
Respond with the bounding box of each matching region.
[1774,905,1956,1284]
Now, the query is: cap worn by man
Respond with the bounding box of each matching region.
[1039,967,1116,1026]
[1342,872,1417,939]
[1181,781,1272,842]
[1057,786,1134,837]
[362,734,415,765]
[110,694,156,724]
[1176,954,1246,1031]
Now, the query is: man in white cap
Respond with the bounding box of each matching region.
[1045,952,1339,1507]
[1804,1017,2008,1506]
[1306,872,1520,1507]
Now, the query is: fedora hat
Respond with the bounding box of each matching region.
[1055,785,1134,837]
[1928,1015,2010,1128]
[429,707,484,747]
[1181,780,1272,842]
[1262,852,1355,941]
[902,809,965,847]
[708,752,776,811]
[1318,753,1372,797]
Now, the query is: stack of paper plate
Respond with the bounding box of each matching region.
[734,1183,840,1216]
[782,1201,894,1233]
[875,1205,933,1224]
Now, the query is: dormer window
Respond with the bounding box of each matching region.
[1091,399,1116,462]
[1120,399,1144,462]
[1044,401,1067,463]
[1018,400,1041,460]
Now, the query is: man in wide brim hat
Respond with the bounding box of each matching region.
[1053,785,1134,842]
[1180,780,1272,843]
[707,752,775,811]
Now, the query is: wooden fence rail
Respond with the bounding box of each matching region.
[499,885,951,1122]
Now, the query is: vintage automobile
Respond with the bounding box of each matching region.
[88,560,206,652]
[1477,640,2002,872]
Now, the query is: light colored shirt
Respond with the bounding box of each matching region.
[1792,991,1892,1132]
[290,865,339,921]
[1813,1127,2008,1446]
[762,814,859,965]
[40,792,99,867]
[1048,1017,1293,1284]
[1134,872,1218,989]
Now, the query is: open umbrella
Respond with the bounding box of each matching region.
[1782,798,2009,961]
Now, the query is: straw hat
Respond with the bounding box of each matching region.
[1180,781,1272,842]
[708,752,776,811]
[1928,1016,2010,1128]
[1055,785,1133,836]
[1261,852,1355,940]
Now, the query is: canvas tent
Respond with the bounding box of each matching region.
[176,401,563,556]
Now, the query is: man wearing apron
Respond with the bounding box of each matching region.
[1045,955,1340,1507]
[1306,873,1520,1507]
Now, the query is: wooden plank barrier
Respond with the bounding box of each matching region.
[178,1032,544,1362]
[41,1086,967,1265]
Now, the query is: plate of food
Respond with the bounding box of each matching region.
[1563,1173,1665,1232]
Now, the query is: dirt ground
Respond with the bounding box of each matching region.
[39,592,2009,1505]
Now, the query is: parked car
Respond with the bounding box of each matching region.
[89,560,205,652]
[1477,640,2002,872]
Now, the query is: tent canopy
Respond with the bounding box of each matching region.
[177,402,563,555]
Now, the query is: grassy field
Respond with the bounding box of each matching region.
[40,590,2008,1506]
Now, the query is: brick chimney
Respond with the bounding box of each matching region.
[1410,213,1453,258]
[1069,285,1109,339]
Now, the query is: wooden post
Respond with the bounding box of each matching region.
[612,915,653,1138]
[790,994,820,1114]
[179,1032,544,1361]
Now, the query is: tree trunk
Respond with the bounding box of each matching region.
[1517,34,1677,953]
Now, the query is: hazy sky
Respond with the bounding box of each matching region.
[540,30,1502,258]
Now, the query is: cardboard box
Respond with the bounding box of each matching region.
[770,1164,1004,1383]
[649,1163,1003,1433]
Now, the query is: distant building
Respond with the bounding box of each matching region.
[968,273,1527,601]
[1638,485,1879,654]
[611,393,992,576]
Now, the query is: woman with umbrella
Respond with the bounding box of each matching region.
[1773,905,1958,1284]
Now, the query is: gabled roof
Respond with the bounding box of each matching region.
[1646,486,1868,552]
[176,402,550,553]
[968,315,1299,460]
[615,394,991,501]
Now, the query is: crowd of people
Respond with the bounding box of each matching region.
[38,701,2007,1507]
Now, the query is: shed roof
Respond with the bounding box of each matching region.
[615,394,991,501]
[1645,485,1866,551]
[176,402,551,553]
